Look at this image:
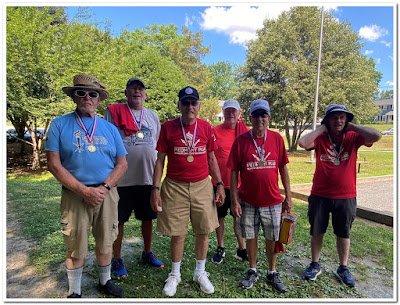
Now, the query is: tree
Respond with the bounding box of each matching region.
[199,98,221,123]
[207,61,240,100]
[240,7,381,150]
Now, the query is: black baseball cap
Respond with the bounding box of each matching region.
[178,86,199,102]
[126,78,146,89]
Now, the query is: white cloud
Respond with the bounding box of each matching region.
[380,40,391,47]
[358,24,388,41]
[386,81,393,87]
[375,58,381,64]
[200,5,293,46]
[364,50,373,55]
[185,15,194,27]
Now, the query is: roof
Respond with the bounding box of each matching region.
[374,98,393,106]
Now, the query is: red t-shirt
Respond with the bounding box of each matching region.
[213,121,249,188]
[311,131,369,199]
[228,130,289,207]
[156,117,216,182]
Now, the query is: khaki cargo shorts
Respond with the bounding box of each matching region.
[157,177,219,236]
[60,187,119,259]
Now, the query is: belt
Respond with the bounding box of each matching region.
[62,183,102,190]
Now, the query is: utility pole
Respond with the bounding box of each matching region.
[310,7,324,162]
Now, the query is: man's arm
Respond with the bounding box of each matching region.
[230,170,242,217]
[103,156,128,187]
[279,164,292,213]
[150,152,166,212]
[298,125,327,150]
[346,122,382,145]
[208,151,225,206]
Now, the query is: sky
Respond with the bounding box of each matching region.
[63,5,393,91]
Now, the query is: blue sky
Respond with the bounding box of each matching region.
[65,5,394,91]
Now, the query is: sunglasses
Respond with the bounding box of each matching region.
[251,111,269,118]
[181,100,199,107]
[73,90,100,99]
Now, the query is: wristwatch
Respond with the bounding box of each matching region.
[101,182,111,190]
[216,181,224,188]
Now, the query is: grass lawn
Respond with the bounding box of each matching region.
[7,172,393,298]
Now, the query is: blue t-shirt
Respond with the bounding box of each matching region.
[45,112,127,185]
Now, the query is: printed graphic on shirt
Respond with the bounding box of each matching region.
[320,144,349,165]
[246,150,275,170]
[123,126,154,147]
[174,131,206,155]
[73,130,108,153]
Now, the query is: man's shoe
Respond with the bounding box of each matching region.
[234,248,248,261]
[303,262,322,281]
[334,265,355,287]
[211,246,226,264]
[111,258,128,279]
[163,273,181,297]
[142,251,165,268]
[267,272,287,293]
[98,279,123,298]
[193,272,215,294]
[239,269,259,289]
[67,292,81,298]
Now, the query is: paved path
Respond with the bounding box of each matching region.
[291,175,393,215]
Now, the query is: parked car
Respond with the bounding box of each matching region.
[6,128,18,143]
[381,127,394,135]
[6,128,45,143]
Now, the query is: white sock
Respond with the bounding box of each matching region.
[268,269,277,275]
[250,267,257,272]
[195,259,206,274]
[171,261,181,276]
[98,264,111,285]
[67,267,83,295]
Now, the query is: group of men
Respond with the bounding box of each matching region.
[46,74,381,298]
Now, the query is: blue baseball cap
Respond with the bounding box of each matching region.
[222,99,240,110]
[250,99,270,115]
[321,103,354,124]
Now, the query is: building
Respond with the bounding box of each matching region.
[374,98,393,123]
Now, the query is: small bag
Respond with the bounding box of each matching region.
[278,213,297,244]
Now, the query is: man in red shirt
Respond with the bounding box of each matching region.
[150,86,225,297]
[229,99,292,293]
[211,100,249,264]
[298,103,381,287]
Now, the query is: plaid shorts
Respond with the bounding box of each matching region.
[240,201,282,241]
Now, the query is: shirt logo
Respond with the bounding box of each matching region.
[174,131,205,155]
[246,151,276,170]
[185,87,193,94]
[320,144,349,165]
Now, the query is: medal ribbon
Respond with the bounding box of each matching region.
[327,134,344,161]
[75,111,97,144]
[180,117,198,155]
[126,104,144,132]
[250,130,267,161]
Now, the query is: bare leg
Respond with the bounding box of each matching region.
[142,220,153,253]
[265,240,277,271]
[195,234,209,260]
[215,218,225,247]
[311,234,324,262]
[233,217,246,249]
[246,238,258,268]
[171,235,186,262]
[336,237,350,266]
[112,223,124,259]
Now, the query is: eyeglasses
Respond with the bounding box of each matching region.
[181,100,199,107]
[251,111,269,118]
[73,90,100,99]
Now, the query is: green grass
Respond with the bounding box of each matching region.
[7,172,393,298]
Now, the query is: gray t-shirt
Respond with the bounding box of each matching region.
[105,106,160,186]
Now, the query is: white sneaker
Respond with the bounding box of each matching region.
[193,272,215,294]
[163,273,181,297]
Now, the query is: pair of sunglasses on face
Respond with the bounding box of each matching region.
[181,100,199,107]
[73,90,100,99]
[251,110,269,118]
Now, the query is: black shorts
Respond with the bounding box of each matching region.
[213,187,234,218]
[308,195,357,238]
[117,185,157,223]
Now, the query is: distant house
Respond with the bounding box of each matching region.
[374,98,393,123]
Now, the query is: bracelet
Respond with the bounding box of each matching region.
[151,185,160,191]
[216,181,224,188]
[101,182,111,190]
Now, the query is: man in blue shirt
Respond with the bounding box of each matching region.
[46,74,128,298]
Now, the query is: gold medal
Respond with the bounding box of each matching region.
[87,144,96,152]
[136,131,144,139]
[187,155,194,162]
[258,160,265,167]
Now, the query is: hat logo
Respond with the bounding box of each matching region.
[185,87,193,94]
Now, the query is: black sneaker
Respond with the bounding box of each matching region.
[267,272,287,293]
[98,279,123,298]
[234,248,248,261]
[334,265,355,287]
[239,269,259,289]
[67,292,81,298]
[303,262,322,281]
[211,246,225,264]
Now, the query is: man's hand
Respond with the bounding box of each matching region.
[150,189,163,212]
[231,199,242,218]
[82,186,107,206]
[214,185,226,207]
[282,196,292,213]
